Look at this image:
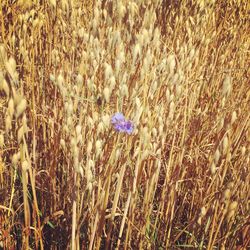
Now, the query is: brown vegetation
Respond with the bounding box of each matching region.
[0,0,249,249]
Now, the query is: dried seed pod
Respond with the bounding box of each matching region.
[141,149,149,161]
[115,148,121,162]
[0,71,4,86]
[97,122,104,135]
[218,117,224,131]
[92,112,99,123]
[152,127,157,137]
[66,102,73,116]
[87,116,94,128]
[230,111,237,125]
[60,139,66,149]
[214,148,220,165]
[226,209,235,222]
[167,54,176,76]
[13,90,22,106]
[121,84,129,98]
[222,75,232,96]
[95,140,102,157]
[223,189,231,201]
[0,44,7,62]
[176,84,182,97]
[227,182,234,190]
[16,99,27,118]
[168,101,175,119]
[57,74,64,87]
[133,44,141,64]
[0,79,9,97]
[76,74,83,87]
[222,136,229,155]
[8,98,14,119]
[241,146,246,156]
[201,207,206,217]
[49,0,56,8]
[77,134,83,144]
[210,162,216,175]
[102,114,110,127]
[228,201,238,212]
[22,160,29,172]
[22,115,28,132]
[5,57,17,81]
[197,217,202,225]
[17,126,25,143]
[103,87,110,103]
[75,125,82,136]
[0,133,4,148]
[5,115,12,132]
[12,152,21,166]
[109,76,116,90]
[135,97,141,107]
[104,63,113,81]
[78,166,84,178]
[70,137,77,148]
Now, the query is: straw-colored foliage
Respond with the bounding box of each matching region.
[0,0,249,249]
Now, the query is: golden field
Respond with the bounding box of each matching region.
[0,0,249,249]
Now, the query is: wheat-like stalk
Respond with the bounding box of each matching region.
[0,0,249,249]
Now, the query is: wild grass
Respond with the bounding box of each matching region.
[0,0,249,249]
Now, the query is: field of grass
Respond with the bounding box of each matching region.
[0,0,249,249]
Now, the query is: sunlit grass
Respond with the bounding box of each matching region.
[0,0,249,249]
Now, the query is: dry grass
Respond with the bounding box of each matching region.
[0,0,249,249]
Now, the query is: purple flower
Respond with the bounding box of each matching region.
[111,113,134,134]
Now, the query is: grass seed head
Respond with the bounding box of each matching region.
[78,166,84,178]
[105,63,113,81]
[5,115,12,132]
[60,139,66,149]
[22,160,29,172]
[109,76,116,90]
[76,125,82,136]
[230,111,237,125]
[133,44,141,65]
[16,99,27,119]
[214,148,220,165]
[121,84,129,98]
[8,98,15,119]
[12,152,20,167]
[218,117,224,131]
[76,74,83,87]
[0,79,10,97]
[167,54,176,76]
[0,44,7,62]
[102,114,110,128]
[210,161,216,175]
[226,209,235,222]
[201,206,206,217]
[5,57,16,77]
[228,201,238,212]
[17,126,25,143]
[0,133,4,148]
[115,148,121,162]
[222,75,232,97]
[241,146,246,156]
[223,189,231,201]
[222,136,229,155]
[97,122,104,135]
[95,140,102,157]
[103,87,110,103]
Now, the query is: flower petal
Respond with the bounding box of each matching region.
[111,113,125,124]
